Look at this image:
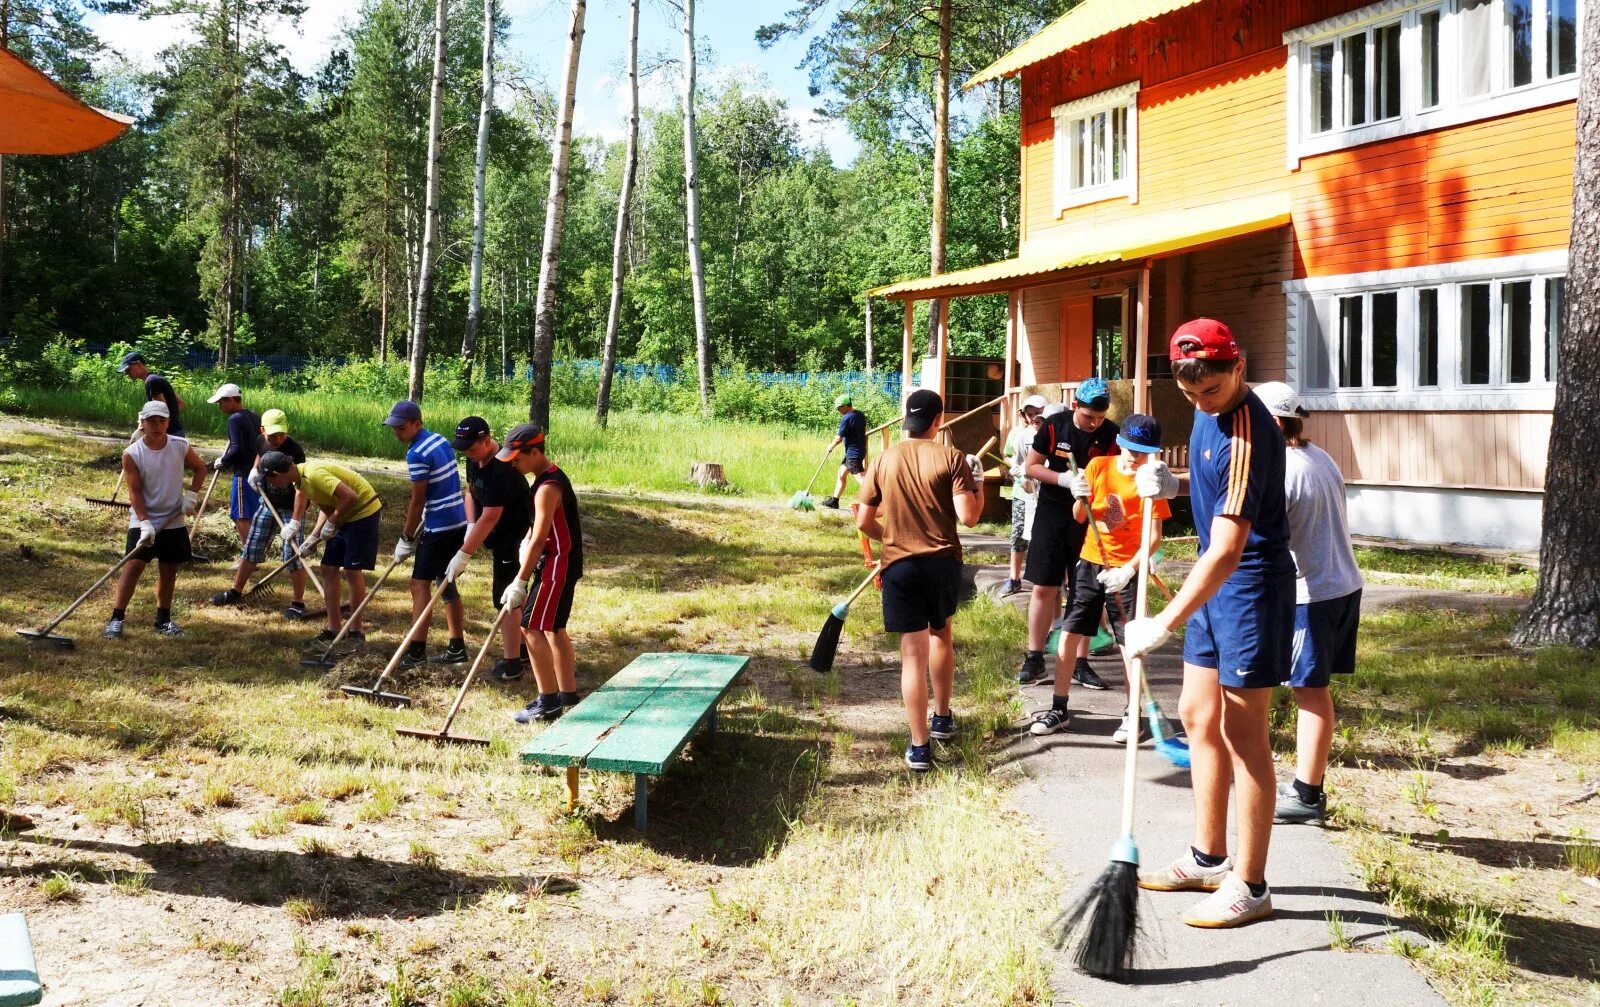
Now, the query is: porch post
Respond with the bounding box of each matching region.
[1004,290,1019,429]
[931,298,948,397]
[1135,260,1152,414]
[902,299,915,404]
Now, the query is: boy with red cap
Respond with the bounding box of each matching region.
[1123,318,1296,929]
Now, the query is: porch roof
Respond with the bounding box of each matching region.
[867,192,1292,301]
[966,0,1204,88]
[0,48,133,155]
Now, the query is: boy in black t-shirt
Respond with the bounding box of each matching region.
[820,394,869,509]
[211,407,310,618]
[446,416,534,680]
[118,351,186,437]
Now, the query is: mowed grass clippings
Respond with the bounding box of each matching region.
[0,426,1054,1005]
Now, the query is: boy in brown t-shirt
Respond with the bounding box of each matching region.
[856,389,983,771]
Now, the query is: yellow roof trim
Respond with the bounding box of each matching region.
[868,193,1292,300]
[966,0,1204,89]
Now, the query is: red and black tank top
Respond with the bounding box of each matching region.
[532,464,583,580]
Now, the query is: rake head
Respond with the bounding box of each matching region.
[395,726,490,746]
[16,629,74,648]
[339,684,413,707]
[83,497,132,511]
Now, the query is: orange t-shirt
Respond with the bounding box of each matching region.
[1078,455,1171,568]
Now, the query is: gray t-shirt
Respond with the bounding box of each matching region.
[1283,443,1363,604]
[124,434,190,533]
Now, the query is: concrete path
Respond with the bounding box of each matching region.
[970,566,1449,1006]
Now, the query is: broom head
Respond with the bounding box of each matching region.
[789,490,815,511]
[1155,737,1191,769]
[1050,837,1142,982]
[807,605,848,674]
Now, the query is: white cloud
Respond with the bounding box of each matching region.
[88,0,358,75]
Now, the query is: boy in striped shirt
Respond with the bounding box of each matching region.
[385,400,469,667]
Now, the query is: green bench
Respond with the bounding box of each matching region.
[520,652,750,831]
[0,912,42,1007]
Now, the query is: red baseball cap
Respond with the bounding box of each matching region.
[1169,318,1240,362]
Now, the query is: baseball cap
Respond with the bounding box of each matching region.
[1073,376,1111,410]
[495,422,546,461]
[1170,318,1241,362]
[206,382,243,403]
[1021,394,1048,414]
[1116,413,1163,454]
[259,450,294,474]
[382,400,422,428]
[834,393,852,408]
[117,351,144,373]
[261,408,288,436]
[138,399,170,420]
[1042,402,1067,419]
[452,415,491,450]
[902,389,944,435]
[1253,381,1309,418]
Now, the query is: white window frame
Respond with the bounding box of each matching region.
[1052,82,1139,213]
[1285,0,1581,167]
[1284,250,1565,410]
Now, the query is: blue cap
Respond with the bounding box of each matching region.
[383,400,422,427]
[117,350,145,373]
[1074,377,1111,409]
[1116,413,1163,454]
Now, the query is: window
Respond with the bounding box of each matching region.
[1546,277,1565,381]
[1373,291,1400,386]
[1421,8,1443,107]
[1549,0,1578,76]
[1053,83,1138,212]
[1334,291,1399,388]
[1459,0,1496,97]
[1418,288,1441,386]
[1339,296,1364,386]
[1503,280,1533,382]
[1460,283,1492,385]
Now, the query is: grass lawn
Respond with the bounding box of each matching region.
[0,424,1053,1006]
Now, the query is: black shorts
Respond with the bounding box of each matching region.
[321,511,380,571]
[842,456,866,475]
[1063,560,1137,644]
[413,526,467,582]
[1023,502,1085,589]
[880,553,962,634]
[491,544,522,602]
[124,526,192,565]
[521,556,577,632]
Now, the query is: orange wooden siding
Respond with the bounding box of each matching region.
[1185,228,1294,381]
[1305,410,1549,488]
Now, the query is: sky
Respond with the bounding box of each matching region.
[88,0,862,164]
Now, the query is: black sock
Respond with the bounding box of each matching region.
[539,691,558,704]
[559,691,579,704]
[408,640,426,655]
[1246,878,1268,898]
[449,637,464,651]
[1074,656,1092,670]
[155,608,171,625]
[112,608,126,621]
[1027,649,1043,660]
[1293,778,1324,804]
[1052,695,1070,711]
[1192,846,1227,868]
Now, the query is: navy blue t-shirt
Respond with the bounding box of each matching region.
[1188,388,1294,576]
[145,374,183,436]
[837,409,867,460]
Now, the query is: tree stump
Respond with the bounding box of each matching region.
[689,462,727,488]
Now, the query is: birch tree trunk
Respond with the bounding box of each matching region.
[682,0,713,413]
[461,0,494,384]
[1515,3,1600,648]
[596,0,640,429]
[864,295,874,374]
[408,0,448,402]
[528,0,587,426]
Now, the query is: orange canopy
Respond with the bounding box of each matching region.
[0,47,132,155]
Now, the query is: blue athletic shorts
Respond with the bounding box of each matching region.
[1290,589,1362,688]
[1182,568,1295,688]
[229,475,262,521]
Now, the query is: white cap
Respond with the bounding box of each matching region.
[1254,381,1308,419]
[1042,402,1067,419]
[1021,394,1048,413]
[139,399,170,420]
[207,382,243,403]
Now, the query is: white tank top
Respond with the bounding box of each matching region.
[125,435,190,532]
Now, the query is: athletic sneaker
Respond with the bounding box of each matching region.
[512,696,565,725]
[398,647,429,670]
[1071,660,1108,690]
[155,620,184,638]
[819,497,841,509]
[431,643,469,665]
[1181,872,1273,928]
[1112,712,1150,745]
[103,617,124,639]
[283,602,307,621]
[929,712,955,741]
[490,657,525,682]
[1016,652,1046,685]
[1274,782,1327,826]
[344,629,365,644]
[1138,850,1233,892]
[904,743,933,771]
[1030,705,1070,736]
[999,577,1021,596]
[311,628,339,643]
[209,588,243,606]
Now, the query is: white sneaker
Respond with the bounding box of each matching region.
[1181,871,1273,928]
[103,617,125,639]
[1111,712,1150,745]
[1138,849,1232,892]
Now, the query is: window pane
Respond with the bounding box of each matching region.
[1420,9,1442,108]
[1339,296,1365,388]
[1459,0,1495,98]
[1309,43,1335,133]
[1093,295,1124,379]
[1507,0,1534,87]
[1546,277,1565,382]
[1503,281,1532,383]
[1372,291,1398,386]
[1376,22,1402,119]
[1460,283,1491,385]
[1111,105,1127,181]
[1418,288,1440,386]
[1549,0,1578,77]
[1091,112,1108,186]
[1306,300,1333,390]
[1343,33,1368,126]
[1073,119,1087,188]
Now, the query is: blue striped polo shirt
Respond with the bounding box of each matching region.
[407,429,468,533]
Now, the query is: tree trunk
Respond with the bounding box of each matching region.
[1514,3,1600,648]
[596,0,640,429]
[498,266,508,380]
[864,295,874,374]
[924,0,951,385]
[461,0,494,384]
[408,0,449,403]
[682,0,713,413]
[528,0,587,426]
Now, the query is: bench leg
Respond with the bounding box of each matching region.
[634,774,648,832]
[706,707,717,737]
[565,765,579,813]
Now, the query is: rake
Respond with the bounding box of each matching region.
[788,444,834,511]
[84,469,131,511]
[395,599,511,746]
[17,513,182,647]
[340,578,453,706]
[186,467,224,564]
[261,497,328,605]
[240,513,327,603]
[301,556,402,668]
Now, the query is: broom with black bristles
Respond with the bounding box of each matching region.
[1051,499,1157,982]
[807,565,881,674]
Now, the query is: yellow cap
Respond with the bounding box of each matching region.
[261,408,288,436]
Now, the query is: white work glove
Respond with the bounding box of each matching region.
[444,549,471,583]
[313,521,338,544]
[1135,460,1179,500]
[212,455,225,471]
[394,535,417,562]
[282,518,302,540]
[1009,463,1025,481]
[247,467,262,493]
[1097,563,1136,593]
[136,519,156,547]
[1123,617,1172,658]
[1059,469,1091,499]
[965,454,983,486]
[181,490,199,516]
[500,579,528,610]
